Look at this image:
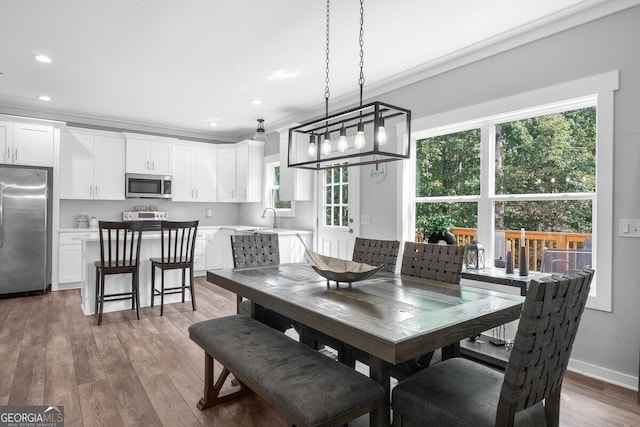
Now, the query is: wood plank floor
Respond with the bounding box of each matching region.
[1,276,639,426]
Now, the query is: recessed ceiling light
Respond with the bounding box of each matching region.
[34,54,52,63]
[38,95,51,101]
[250,99,262,105]
[209,121,218,127]
[267,69,300,81]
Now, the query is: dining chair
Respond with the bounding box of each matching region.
[95,221,144,325]
[401,241,466,283]
[391,268,595,427]
[362,241,466,377]
[230,233,292,333]
[150,220,199,316]
[352,237,400,273]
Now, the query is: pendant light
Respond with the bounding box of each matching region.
[253,118,268,142]
[287,0,411,170]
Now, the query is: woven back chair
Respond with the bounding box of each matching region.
[230,233,280,268]
[401,241,465,284]
[391,268,595,427]
[229,233,291,333]
[352,237,400,273]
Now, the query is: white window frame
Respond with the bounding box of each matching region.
[264,154,295,217]
[402,70,618,312]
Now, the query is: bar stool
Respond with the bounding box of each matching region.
[150,220,199,316]
[95,221,144,325]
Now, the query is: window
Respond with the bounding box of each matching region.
[407,70,618,311]
[323,164,349,227]
[265,160,294,216]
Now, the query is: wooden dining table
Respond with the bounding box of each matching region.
[206,263,524,427]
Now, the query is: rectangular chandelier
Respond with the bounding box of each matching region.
[288,101,411,170]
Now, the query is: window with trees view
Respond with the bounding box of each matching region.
[324,164,349,227]
[415,102,596,274]
[265,162,293,212]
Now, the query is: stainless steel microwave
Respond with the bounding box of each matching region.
[125,173,172,199]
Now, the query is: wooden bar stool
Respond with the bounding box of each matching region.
[150,220,199,316]
[95,221,144,325]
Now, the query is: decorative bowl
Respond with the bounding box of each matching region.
[298,234,384,287]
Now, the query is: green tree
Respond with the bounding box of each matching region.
[415,107,595,235]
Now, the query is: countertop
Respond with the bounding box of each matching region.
[58,225,313,235]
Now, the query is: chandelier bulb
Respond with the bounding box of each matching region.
[322,130,332,155]
[307,134,317,158]
[376,117,387,146]
[338,125,348,152]
[354,122,366,149]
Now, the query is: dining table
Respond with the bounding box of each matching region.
[206,263,525,427]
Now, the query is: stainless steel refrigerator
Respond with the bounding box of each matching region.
[0,165,49,296]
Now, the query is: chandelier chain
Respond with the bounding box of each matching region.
[358,0,365,102]
[324,0,330,101]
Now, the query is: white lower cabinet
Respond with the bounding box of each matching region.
[206,229,234,270]
[279,233,312,264]
[58,231,98,287]
[194,230,208,274]
[205,229,313,271]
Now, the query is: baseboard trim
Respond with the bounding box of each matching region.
[568,357,638,391]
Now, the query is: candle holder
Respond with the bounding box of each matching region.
[506,250,514,274]
[519,245,529,276]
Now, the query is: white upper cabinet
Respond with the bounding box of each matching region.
[172,142,217,202]
[0,120,54,167]
[60,128,125,200]
[216,145,237,202]
[279,127,312,201]
[124,133,174,175]
[236,139,264,202]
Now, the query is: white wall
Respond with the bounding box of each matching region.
[351,6,640,387]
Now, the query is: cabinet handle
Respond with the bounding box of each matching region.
[191,189,194,198]
[95,185,99,197]
[89,185,93,196]
[151,161,155,170]
[5,148,9,162]
[146,160,150,170]
[13,148,17,162]
[196,189,199,198]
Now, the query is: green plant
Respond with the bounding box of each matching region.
[418,213,453,237]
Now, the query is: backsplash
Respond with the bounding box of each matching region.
[59,199,241,229]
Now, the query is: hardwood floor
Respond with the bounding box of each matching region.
[1,277,639,426]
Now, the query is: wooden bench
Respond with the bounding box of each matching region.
[189,315,385,427]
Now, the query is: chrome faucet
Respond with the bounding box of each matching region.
[261,207,278,229]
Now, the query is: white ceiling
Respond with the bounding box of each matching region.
[0,0,632,141]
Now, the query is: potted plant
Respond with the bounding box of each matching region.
[418,214,457,245]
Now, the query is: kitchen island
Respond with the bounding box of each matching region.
[78,226,313,316]
[79,231,186,316]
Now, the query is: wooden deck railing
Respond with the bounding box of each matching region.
[416,228,592,272]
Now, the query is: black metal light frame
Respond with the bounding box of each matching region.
[288,100,411,170]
